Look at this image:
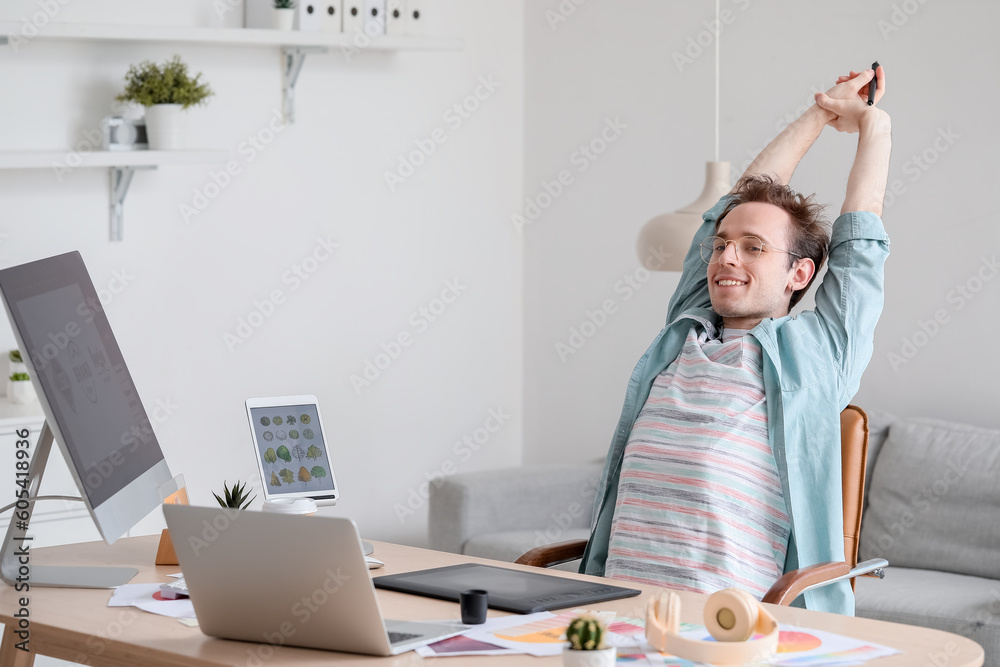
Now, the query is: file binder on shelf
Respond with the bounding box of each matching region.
[364,0,386,37]
[320,0,343,32]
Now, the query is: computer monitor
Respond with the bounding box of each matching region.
[0,251,174,588]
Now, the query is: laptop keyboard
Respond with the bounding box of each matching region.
[388,631,422,645]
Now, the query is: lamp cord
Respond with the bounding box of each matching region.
[714,0,720,163]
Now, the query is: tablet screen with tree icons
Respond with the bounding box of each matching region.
[246,396,338,503]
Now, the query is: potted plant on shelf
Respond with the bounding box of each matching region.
[273,0,296,30]
[6,351,35,405]
[563,615,615,667]
[115,56,214,150]
[213,480,256,510]
[8,350,26,375]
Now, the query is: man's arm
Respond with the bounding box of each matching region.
[814,66,892,214]
[805,69,891,400]
[740,104,835,186]
[840,110,892,215]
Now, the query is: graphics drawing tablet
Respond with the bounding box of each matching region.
[373,563,641,613]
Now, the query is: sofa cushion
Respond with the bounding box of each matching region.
[863,409,895,507]
[855,567,999,667]
[429,463,601,554]
[859,418,1000,578]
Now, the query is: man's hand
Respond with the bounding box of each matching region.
[832,65,886,103]
[814,66,887,133]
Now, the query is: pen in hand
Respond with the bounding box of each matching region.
[867,61,879,105]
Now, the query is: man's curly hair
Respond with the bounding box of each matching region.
[716,175,830,309]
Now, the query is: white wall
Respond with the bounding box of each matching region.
[524,0,1000,465]
[0,0,524,547]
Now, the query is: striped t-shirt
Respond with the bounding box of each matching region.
[604,324,790,598]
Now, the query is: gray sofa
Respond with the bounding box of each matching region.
[428,412,1000,665]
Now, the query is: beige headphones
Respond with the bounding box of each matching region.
[645,588,778,665]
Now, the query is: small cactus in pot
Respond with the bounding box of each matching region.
[563,615,614,667]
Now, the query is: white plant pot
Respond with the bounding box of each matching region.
[144,104,186,150]
[562,646,616,667]
[7,380,35,405]
[274,7,296,29]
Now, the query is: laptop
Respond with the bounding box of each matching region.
[163,504,467,656]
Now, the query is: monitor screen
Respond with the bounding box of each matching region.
[0,251,170,541]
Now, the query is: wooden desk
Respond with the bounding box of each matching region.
[0,536,985,667]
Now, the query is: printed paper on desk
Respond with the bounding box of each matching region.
[468,609,617,657]
[418,613,551,657]
[135,598,196,620]
[639,623,899,667]
[415,634,512,657]
[109,583,161,607]
[109,583,197,620]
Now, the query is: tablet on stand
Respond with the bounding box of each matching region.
[245,395,373,555]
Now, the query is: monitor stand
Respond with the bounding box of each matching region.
[0,421,138,589]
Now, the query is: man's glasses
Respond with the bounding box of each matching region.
[700,236,802,265]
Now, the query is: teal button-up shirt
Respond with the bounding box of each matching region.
[580,195,890,615]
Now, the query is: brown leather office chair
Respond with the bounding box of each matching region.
[515,405,887,606]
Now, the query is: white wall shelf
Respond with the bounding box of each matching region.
[0,149,227,170]
[0,21,462,52]
[0,150,228,241]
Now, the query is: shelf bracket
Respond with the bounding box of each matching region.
[109,165,154,242]
[281,46,327,125]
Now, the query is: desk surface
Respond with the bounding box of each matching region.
[0,535,985,667]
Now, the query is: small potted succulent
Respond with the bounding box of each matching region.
[213,480,256,510]
[273,0,296,30]
[116,56,213,150]
[563,614,615,667]
[7,351,35,405]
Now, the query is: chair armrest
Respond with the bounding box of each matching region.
[515,539,588,568]
[762,562,851,606]
[428,464,601,554]
[762,557,890,605]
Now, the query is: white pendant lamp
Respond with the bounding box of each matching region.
[636,0,731,272]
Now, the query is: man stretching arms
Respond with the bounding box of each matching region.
[580,67,891,615]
